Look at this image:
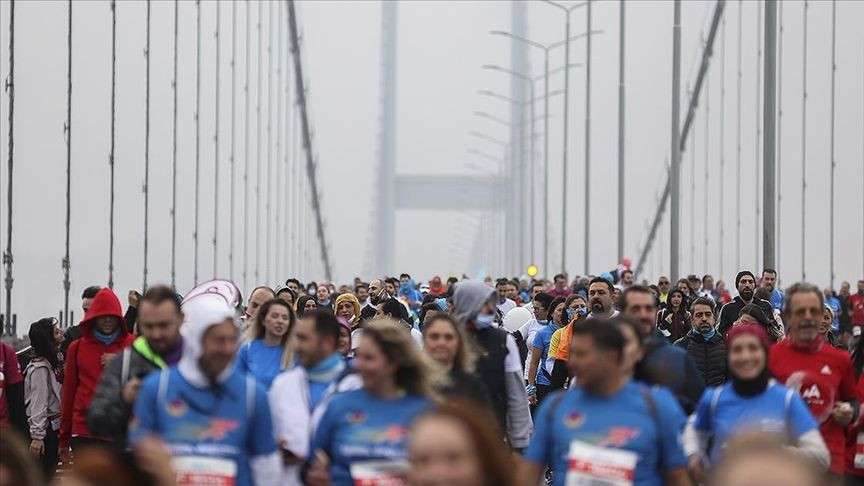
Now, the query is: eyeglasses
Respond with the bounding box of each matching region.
[658,281,670,285]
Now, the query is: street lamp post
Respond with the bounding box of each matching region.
[491,25,599,278]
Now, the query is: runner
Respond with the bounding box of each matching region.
[520,319,691,486]
[685,324,829,481]
[237,298,295,388]
[129,291,280,486]
[769,282,860,480]
[306,321,435,485]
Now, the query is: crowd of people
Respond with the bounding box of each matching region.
[1,266,864,486]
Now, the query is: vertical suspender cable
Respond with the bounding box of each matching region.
[719,16,725,278]
[62,0,72,328]
[193,0,201,285]
[284,8,291,279]
[230,0,236,281]
[171,0,179,287]
[735,0,742,271]
[703,71,709,272]
[828,0,836,288]
[688,84,695,272]
[243,0,250,292]
[583,0,592,275]
[275,0,282,280]
[3,0,14,334]
[214,1,221,278]
[776,1,783,272]
[266,2,273,284]
[256,1,262,284]
[801,1,808,281]
[754,1,762,271]
[108,0,116,290]
[143,0,151,291]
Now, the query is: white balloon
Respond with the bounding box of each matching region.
[502,306,533,332]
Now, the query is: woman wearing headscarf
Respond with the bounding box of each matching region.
[334,293,362,330]
[296,295,318,318]
[684,325,829,481]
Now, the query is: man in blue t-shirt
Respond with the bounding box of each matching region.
[130,292,279,486]
[520,319,691,486]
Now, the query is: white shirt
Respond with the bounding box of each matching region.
[497,298,517,315]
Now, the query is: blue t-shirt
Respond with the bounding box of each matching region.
[236,339,284,389]
[531,322,561,386]
[524,382,688,486]
[311,388,431,485]
[770,288,785,312]
[129,368,276,486]
[693,381,818,465]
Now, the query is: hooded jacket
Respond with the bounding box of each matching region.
[25,357,62,440]
[717,295,779,338]
[129,291,280,486]
[60,288,134,448]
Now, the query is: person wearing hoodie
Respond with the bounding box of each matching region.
[88,286,185,446]
[129,290,280,486]
[269,310,362,486]
[673,297,727,387]
[24,318,65,478]
[685,324,829,481]
[59,287,135,461]
[333,293,361,329]
[717,271,779,338]
[452,280,532,451]
[427,276,447,297]
[398,273,423,312]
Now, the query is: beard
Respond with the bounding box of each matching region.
[740,288,754,301]
[590,300,607,314]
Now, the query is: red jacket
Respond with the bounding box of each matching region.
[769,339,859,474]
[59,288,134,448]
[846,371,864,476]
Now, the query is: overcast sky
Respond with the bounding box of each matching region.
[1,0,863,335]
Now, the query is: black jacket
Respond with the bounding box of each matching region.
[717,296,778,337]
[636,333,706,415]
[674,330,727,387]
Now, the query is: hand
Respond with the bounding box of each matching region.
[528,394,538,405]
[60,447,73,464]
[101,352,117,366]
[133,436,176,486]
[832,402,854,426]
[122,376,142,404]
[128,290,141,308]
[30,439,45,456]
[687,456,707,483]
[306,450,332,486]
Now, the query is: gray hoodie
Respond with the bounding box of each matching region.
[24,358,61,440]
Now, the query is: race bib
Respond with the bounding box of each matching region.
[173,456,237,486]
[855,433,864,470]
[566,440,638,486]
[349,460,409,486]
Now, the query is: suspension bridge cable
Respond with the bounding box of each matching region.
[719,15,726,278]
[801,0,808,281]
[143,0,151,291]
[777,1,783,272]
[3,0,15,333]
[193,0,201,285]
[243,0,250,292]
[108,0,116,290]
[62,0,72,328]
[688,84,695,272]
[214,0,221,278]
[256,0,262,284]
[829,0,836,288]
[229,0,236,281]
[704,69,710,273]
[735,0,742,271]
[275,0,282,280]
[171,0,179,288]
[754,1,762,271]
[266,1,273,285]
[284,6,291,279]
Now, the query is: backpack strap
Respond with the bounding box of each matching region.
[709,385,724,431]
[156,369,170,409]
[246,375,256,422]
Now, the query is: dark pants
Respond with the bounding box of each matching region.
[38,433,60,479]
[71,436,111,452]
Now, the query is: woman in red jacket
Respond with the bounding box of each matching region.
[59,288,134,462]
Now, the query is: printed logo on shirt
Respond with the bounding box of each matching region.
[353,425,409,444]
[563,411,586,429]
[166,399,189,417]
[802,384,822,401]
[346,410,367,425]
[597,427,641,448]
[198,419,240,441]
[820,365,832,376]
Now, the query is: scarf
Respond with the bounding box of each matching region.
[697,327,716,341]
[93,327,120,346]
[307,353,346,383]
[732,368,771,397]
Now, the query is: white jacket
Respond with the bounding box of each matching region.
[268,363,362,485]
